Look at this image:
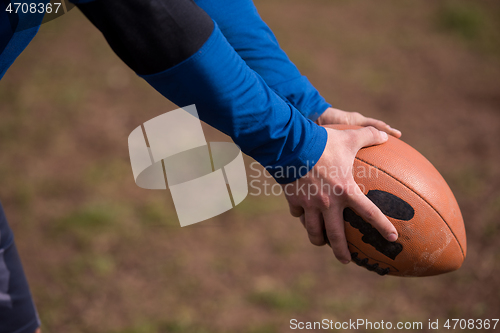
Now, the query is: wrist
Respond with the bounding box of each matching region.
[271,123,328,184]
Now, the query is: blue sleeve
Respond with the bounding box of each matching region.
[140,22,327,184]
[195,0,331,121]
[0,0,48,80]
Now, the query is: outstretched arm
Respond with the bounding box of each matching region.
[72,0,398,263]
[195,0,402,137]
[74,0,326,182]
[195,0,330,121]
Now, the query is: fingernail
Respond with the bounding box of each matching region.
[341,260,350,264]
[388,233,398,242]
[379,131,388,140]
[389,126,401,134]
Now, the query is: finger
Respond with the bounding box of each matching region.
[348,187,398,242]
[386,125,402,138]
[351,126,389,150]
[323,208,351,264]
[304,210,327,246]
[288,203,304,218]
[356,116,402,138]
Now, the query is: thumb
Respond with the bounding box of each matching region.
[352,126,389,150]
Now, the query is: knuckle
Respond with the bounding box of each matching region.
[302,199,314,210]
[307,227,324,239]
[309,235,326,246]
[286,196,300,207]
[344,130,357,143]
[344,113,351,125]
[287,202,302,215]
[364,206,378,221]
[326,229,345,242]
[302,193,331,210]
[366,125,378,136]
[315,194,330,209]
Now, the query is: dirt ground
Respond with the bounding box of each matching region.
[1,0,499,332]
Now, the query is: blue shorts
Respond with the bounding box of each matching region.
[0,203,40,333]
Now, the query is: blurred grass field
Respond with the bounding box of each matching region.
[1,0,500,332]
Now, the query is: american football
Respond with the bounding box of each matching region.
[329,125,467,277]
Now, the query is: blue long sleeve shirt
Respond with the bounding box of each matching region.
[0,0,47,79]
[195,0,331,121]
[1,0,329,183]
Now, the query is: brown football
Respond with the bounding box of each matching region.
[327,125,466,277]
